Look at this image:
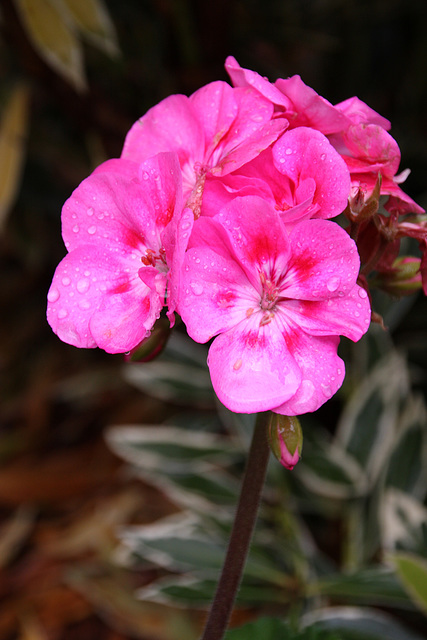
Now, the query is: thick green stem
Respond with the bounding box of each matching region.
[200,411,271,640]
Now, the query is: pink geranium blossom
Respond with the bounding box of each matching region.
[178,196,371,415]
[121,81,287,216]
[47,152,184,353]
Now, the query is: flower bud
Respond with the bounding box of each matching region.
[124,317,171,362]
[268,414,303,470]
[376,256,422,297]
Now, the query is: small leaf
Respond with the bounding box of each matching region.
[390,551,427,615]
[58,0,119,56]
[0,84,30,231]
[13,0,86,91]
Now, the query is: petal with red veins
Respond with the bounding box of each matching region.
[208,320,301,413]
[282,219,360,301]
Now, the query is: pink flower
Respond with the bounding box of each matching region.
[121,80,287,216]
[47,152,184,353]
[177,196,371,415]
[201,127,351,225]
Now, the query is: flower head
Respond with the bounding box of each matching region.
[47,152,184,353]
[177,196,371,414]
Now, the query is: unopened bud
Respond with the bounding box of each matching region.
[124,317,171,362]
[268,414,303,470]
[376,256,422,297]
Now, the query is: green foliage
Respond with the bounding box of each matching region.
[108,329,427,638]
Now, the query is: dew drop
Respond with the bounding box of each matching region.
[190,282,204,295]
[79,300,91,310]
[87,207,94,216]
[76,278,90,294]
[57,309,68,319]
[47,287,60,303]
[62,277,71,286]
[72,225,79,233]
[320,153,326,160]
[233,358,242,371]
[358,288,368,298]
[285,148,293,155]
[326,276,340,292]
[88,225,97,235]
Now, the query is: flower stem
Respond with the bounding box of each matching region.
[200,411,271,640]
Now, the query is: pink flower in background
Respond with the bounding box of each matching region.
[121,80,287,216]
[47,152,184,353]
[178,196,370,415]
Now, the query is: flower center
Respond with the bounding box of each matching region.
[141,247,167,268]
[259,271,279,311]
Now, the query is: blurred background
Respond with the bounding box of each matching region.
[1,1,427,639]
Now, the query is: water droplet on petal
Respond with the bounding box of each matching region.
[326,276,340,292]
[233,358,242,371]
[87,207,94,216]
[58,309,68,319]
[285,148,293,155]
[320,153,326,160]
[358,288,368,298]
[62,277,71,286]
[88,225,97,235]
[76,278,90,293]
[190,282,204,295]
[79,300,91,310]
[47,287,60,303]
[72,225,79,233]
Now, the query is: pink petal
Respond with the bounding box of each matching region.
[338,124,401,177]
[283,219,361,301]
[275,75,351,134]
[207,320,301,413]
[62,152,182,253]
[273,127,351,219]
[121,95,204,173]
[274,334,345,415]
[334,96,391,130]
[282,285,371,342]
[47,246,156,353]
[189,81,237,151]
[225,56,292,109]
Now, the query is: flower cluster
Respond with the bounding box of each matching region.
[47,58,424,415]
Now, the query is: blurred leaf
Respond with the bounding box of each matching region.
[389,552,427,615]
[66,565,199,640]
[136,575,290,608]
[302,606,426,640]
[380,489,427,552]
[225,617,340,640]
[0,84,30,231]
[297,427,368,500]
[123,360,214,407]
[58,0,119,56]
[0,506,35,568]
[13,0,86,91]
[311,566,414,609]
[106,425,239,473]
[336,352,410,487]
[384,395,427,498]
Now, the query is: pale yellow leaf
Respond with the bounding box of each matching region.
[0,84,30,231]
[13,0,86,91]
[56,0,120,57]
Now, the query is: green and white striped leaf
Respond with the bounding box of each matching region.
[106,425,239,473]
[336,351,410,487]
[302,606,426,640]
[380,489,427,552]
